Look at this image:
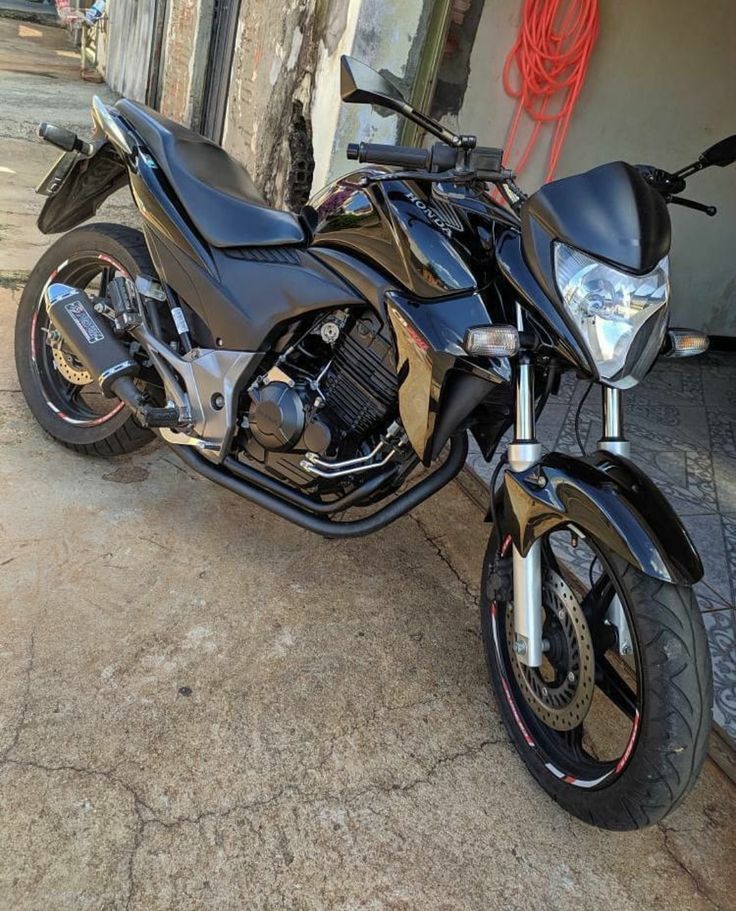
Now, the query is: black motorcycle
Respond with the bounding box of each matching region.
[15,56,736,829]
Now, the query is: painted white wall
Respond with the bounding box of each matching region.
[456,0,736,334]
[311,0,432,194]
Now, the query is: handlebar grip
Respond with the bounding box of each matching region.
[346,142,431,169]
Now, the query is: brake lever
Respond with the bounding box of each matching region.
[667,196,717,216]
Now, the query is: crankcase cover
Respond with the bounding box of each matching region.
[248,382,305,451]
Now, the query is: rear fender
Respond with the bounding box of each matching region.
[37,143,128,235]
[488,450,703,585]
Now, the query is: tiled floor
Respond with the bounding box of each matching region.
[466,351,736,744]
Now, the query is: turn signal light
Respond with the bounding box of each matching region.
[464,325,520,357]
[663,329,710,358]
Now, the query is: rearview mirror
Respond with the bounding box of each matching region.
[340,56,409,113]
[700,134,736,168]
[339,55,472,151]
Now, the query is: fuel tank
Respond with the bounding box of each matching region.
[309,169,478,299]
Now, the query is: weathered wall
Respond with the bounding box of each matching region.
[102,0,156,102]
[219,0,437,208]
[101,0,439,209]
[450,0,736,335]
[220,0,319,208]
[312,0,437,192]
[158,0,214,126]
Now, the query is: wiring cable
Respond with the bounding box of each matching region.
[573,380,594,454]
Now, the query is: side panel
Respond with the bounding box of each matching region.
[386,290,511,463]
[145,231,368,351]
[129,155,213,272]
[130,156,369,352]
[494,450,703,585]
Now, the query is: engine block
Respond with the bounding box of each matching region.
[241,309,398,488]
[321,311,397,439]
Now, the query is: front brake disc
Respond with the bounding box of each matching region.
[506,569,595,731]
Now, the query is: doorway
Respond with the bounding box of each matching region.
[200,0,241,141]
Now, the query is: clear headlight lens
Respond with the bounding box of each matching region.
[554,242,670,388]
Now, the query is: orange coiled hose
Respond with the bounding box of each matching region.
[502,0,600,183]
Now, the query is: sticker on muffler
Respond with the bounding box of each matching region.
[65,300,104,344]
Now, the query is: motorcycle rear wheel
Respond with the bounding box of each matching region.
[481,524,712,830]
[14,223,155,456]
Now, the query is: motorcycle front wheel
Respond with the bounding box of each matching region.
[481,523,712,830]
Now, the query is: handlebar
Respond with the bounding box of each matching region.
[347,143,432,169]
[346,141,505,180]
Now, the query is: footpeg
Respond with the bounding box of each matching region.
[106,376,180,428]
[137,405,181,428]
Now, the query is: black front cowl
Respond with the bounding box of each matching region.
[521,161,671,275]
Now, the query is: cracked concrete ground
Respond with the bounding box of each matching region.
[1,17,736,911]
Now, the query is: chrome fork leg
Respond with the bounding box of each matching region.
[507,357,543,667]
[598,387,630,457]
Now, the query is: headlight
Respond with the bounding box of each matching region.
[554,242,670,388]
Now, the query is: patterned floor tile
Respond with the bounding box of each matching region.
[703,610,736,742]
[712,453,736,517]
[709,411,736,460]
[679,513,732,605]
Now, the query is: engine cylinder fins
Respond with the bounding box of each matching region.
[248,382,305,451]
[321,315,398,438]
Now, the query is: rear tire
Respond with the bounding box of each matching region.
[481,529,712,830]
[14,223,156,456]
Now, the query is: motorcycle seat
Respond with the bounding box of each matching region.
[115,100,305,249]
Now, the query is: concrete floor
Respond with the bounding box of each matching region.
[1,19,736,911]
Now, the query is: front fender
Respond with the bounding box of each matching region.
[490,451,703,585]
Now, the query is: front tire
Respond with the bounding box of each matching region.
[481,526,712,830]
[14,223,156,456]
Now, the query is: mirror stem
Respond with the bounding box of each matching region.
[399,103,476,150]
[673,160,704,179]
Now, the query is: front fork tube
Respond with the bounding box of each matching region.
[507,358,544,667]
[507,372,631,668]
[598,387,630,458]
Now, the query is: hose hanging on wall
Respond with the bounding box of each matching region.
[502,0,600,183]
